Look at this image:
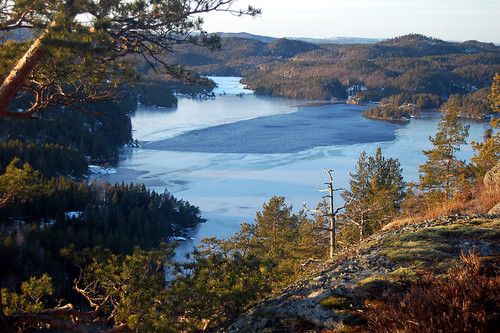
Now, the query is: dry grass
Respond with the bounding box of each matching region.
[384,185,500,231]
[366,250,500,333]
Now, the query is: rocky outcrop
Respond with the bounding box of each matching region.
[489,202,500,214]
[484,162,500,192]
[216,214,500,332]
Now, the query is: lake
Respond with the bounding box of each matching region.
[94,77,490,255]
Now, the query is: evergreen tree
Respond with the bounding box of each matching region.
[471,73,500,177]
[419,104,470,200]
[342,148,406,242]
[168,251,271,331]
[0,158,44,208]
[253,196,299,259]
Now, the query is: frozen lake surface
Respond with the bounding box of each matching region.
[143,104,399,153]
[94,77,490,255]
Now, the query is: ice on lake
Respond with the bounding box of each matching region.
[94,77,490,255]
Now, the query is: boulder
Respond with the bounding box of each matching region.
[484,162,500,192]
[488,202,500,214]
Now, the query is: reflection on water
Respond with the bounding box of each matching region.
[96,78,490,255]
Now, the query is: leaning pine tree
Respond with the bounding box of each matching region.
[0,0,259,118]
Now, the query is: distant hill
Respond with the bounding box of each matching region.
[219,33,385,45]
[266,38,320,58]
[220,32,277,43]
[159,33,500,104]
[374,33,499,57]
[291,36,386,45]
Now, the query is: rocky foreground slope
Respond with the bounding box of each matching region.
[216,214,500,332]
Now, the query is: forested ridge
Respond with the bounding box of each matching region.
[163,33,500,118]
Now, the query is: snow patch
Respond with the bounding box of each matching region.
[171,236,195,242]
[89,165,117,175]
[65,211,83,219]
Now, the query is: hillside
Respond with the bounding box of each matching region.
[160,34,500,111]
[219,33,386,45]
[218,214,500,332]
[241,34,500,102]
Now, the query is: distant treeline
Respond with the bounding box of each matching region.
[0,98,134,168]
[361,93,443,121]
[0,140,88,179]
[443,88,491,118]
[362,106,416,122]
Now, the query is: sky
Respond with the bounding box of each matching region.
[199,0,500,43]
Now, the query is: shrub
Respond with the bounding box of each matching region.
[367,250,500,333]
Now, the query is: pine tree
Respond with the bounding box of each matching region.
[342,148,406,241]
[0,0,260,118]
[0,158,44,208]
[254,196,299,258]
[419,103,470,200]
[471,73,500,176]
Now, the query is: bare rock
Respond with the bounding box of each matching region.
[484,161,500,192]
[489,202,500,214]
[214,215,500,332]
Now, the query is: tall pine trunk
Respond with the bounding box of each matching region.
[0,33,48,117]
[0,0,76,118]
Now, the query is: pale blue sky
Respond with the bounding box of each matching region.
[200,0,500,43]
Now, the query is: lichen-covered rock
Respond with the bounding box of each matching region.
[484,161,500,192]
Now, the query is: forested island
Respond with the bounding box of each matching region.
[0,0,499,331]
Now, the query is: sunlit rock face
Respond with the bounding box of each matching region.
[484,161,500,192]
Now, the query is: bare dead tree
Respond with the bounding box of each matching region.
[303,168,345,259]
[342,202,389,242]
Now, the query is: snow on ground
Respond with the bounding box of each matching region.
[65,211,83,219]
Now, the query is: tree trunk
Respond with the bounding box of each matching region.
[0,0,77,118]
[0,33,48,117]
[359,215,364,242]
[329,186,335,259]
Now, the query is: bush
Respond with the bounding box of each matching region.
[367,250,500,333]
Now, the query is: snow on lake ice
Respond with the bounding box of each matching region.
[89,165,117,174]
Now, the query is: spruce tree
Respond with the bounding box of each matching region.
[342,148,406,241]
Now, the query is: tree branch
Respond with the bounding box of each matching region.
[7,305,129,333]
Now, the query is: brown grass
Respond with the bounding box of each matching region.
[384,185,500,231]
[366,250,500,333]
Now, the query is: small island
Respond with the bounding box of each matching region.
[362,104,419,122]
